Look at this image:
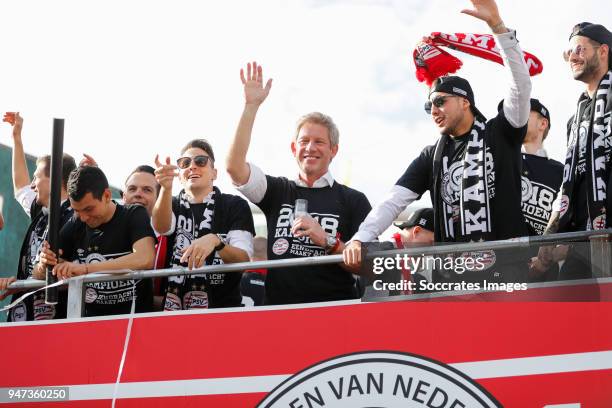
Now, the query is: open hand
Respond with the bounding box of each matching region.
[240,61,272,106]
[3,112,23,135]
[461,0,502,27]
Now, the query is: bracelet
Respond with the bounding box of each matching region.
[214,234,226,252]
[490,20,506,33]
[328,233,342,254]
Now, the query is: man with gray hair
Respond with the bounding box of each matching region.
[226,62,371,305]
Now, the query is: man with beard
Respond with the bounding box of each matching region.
[1,112,76,321]
[153,139,255,310]
[536,23,612,280]
[344,0,532,285]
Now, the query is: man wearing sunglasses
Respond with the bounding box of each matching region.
[153,139,255,310]
[344,0,532,285]
[536,22,612,280]
[226,62,371,305]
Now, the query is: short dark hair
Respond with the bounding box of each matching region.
[124,165,160,194]
[587,38,612,68]
[180,139,215,163]
[68,166,109,202]
[537,114,551,140]
[36,153,77,190]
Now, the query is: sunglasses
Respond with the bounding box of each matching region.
[176,155,212,169]
[563,44,600,61]
[424,95,456,114]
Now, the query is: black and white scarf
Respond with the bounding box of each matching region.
[559,71,612,231]
[164,188,219,311]
[433,117,493,242]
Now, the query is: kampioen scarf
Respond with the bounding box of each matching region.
[414,32,543,86]
[164,188,218,311]
[433,117,493,242]
[559,71,612,231]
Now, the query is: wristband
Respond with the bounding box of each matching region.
[490,20,506,33]
[214,234,226,252]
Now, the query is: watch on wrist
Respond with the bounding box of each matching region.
[214,234,227,252]
[325,234,339,254]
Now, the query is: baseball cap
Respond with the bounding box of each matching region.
[497,98,551,128]
[570,22,612,66]
[569,22,612,46]
[427,76,485,119]
[530,98,551,128]
[394,208,434,232]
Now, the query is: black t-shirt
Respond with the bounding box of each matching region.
[521,154,563,235]
[164,189,255,308]
[8,200,73,322]
[59,203,156,317]
[257,176,371,305]
[396,110,528,241]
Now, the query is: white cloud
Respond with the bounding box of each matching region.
[0,0,610,209]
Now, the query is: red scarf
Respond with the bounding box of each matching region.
[414,32,543,86]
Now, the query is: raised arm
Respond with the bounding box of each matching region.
[3,112,30,194]
[152,155,178,235]
[226,61,272,186]
[463,0,531,128]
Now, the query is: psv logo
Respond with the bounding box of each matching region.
[258,351,501,407]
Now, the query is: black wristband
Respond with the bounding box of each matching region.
[214,234,226,252]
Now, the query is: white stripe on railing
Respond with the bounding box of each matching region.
[1,350,610,403]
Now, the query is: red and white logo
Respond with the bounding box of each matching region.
[258,351,501,407]
[183,291,209,309]
[592,214,607,230]
[84,287,98,304]
[559,195,570,218]
[272,238,290,255]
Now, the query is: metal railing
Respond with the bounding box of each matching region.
[4,229,611,318]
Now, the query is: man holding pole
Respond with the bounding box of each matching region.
[1,112,76,321]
